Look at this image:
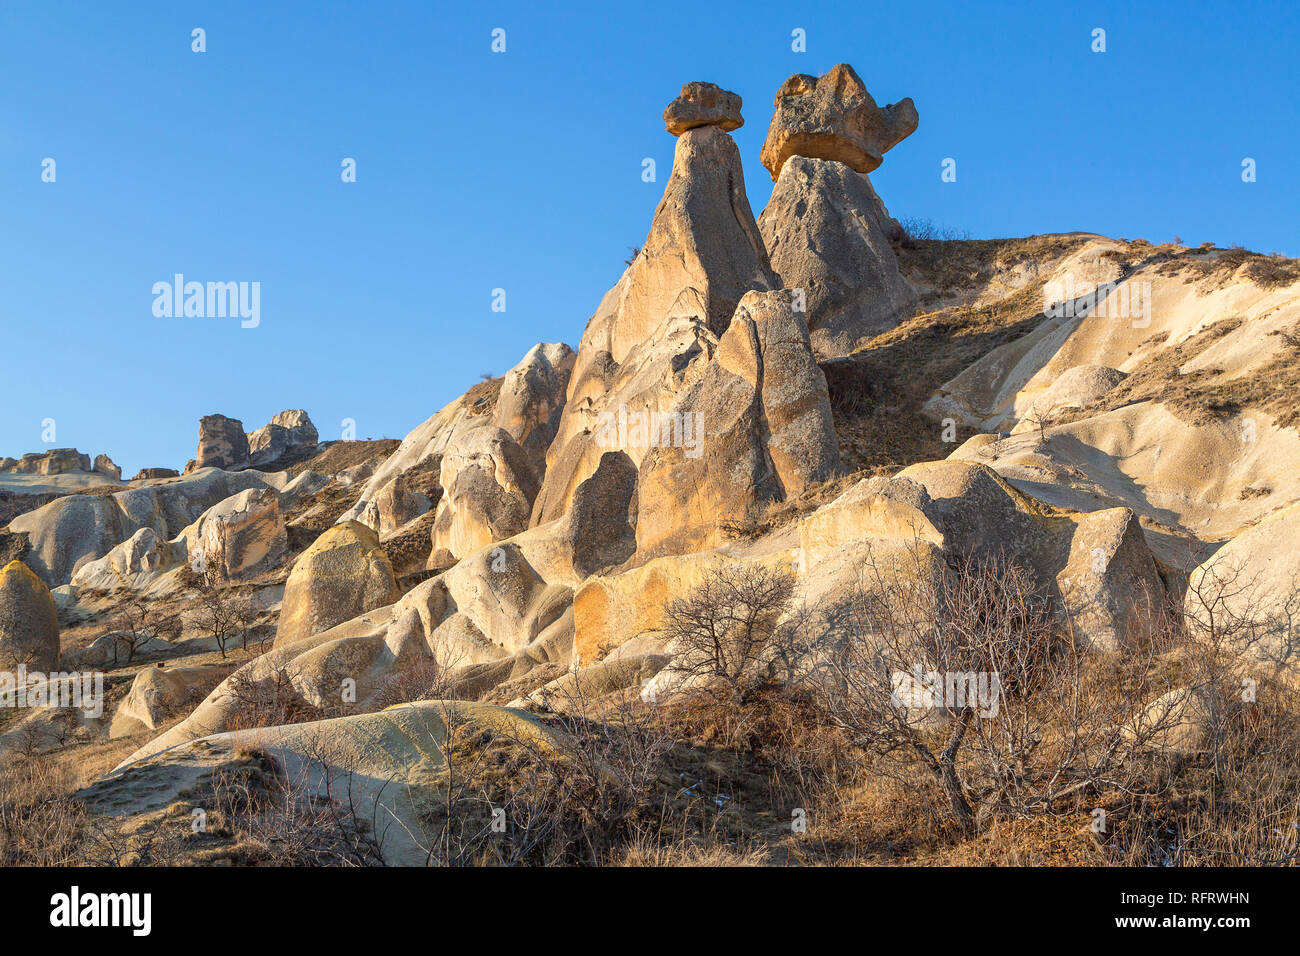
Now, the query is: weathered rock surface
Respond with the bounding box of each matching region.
[533,123,778,526]
[274,521,400,649]
[70,527,180,592]
[10,468,293,586]
[132,468,180,481]
[664,81,743,135]
[760,64,917,180]
[340,344,571,544]
[194,414,250,471]
[759,156,916,356]
[248,409,319,468]
[101,702,574,866]
[0,560,59,670]
[0,448,92,475]
[182,487,287,581]
[109,665,227,737]
[635,289,841,558]
[93,454,122,481]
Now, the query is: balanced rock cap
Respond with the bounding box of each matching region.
[760,64,917,180]
[664,81,743,136]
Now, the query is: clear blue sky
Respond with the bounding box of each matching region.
[3,0,1297,475]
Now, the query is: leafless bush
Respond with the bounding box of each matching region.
[409,686,673,866]
[812,548,1188,832]
[661,564,801,705]
[183,563,258,658]
[224,664,325,732]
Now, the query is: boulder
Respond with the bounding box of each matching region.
[664,81,743,135]
[109,665,228,737]
[1055,507,1165,651]
[274,521,400,648]
[759,64,917,180]
[195,414,250,471]
[759,156,917,356]
[0,560,59,670]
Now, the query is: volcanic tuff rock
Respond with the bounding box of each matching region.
[0,560,60,671]
[760,64,917,180]
[9,468,295,586]
[339,344,572,541]
[430,427,540,560]
[663,81,743,135]
[635,289,842,558]
[532,123,778,526]
[247,409,319,468]
[759,156,917,357]
[181,486,286,581]
[194,414,251,471]
[274,521,400,649]
[93,454,122,481]
[0,448,92,475]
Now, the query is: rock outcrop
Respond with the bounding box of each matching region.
[0,448,92,476]
[93,454,122,481]
[274,521,400,648]
[132,468,180,481]
[194,414,250,471]
[430,427,540,560]
[248,409,319,468]
[339,344,572,549]
[759,156,916,356]
[634,289,841,558]
[182,487,287,581]
[9,468,294,586]
[664,81,743,135]
[759,64,917,181]
[0,560,60,670]
[532,121,779,526]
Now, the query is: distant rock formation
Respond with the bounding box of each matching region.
[132,467,180,481]
[93,454,121,481]
[760,63,917,181]
[248,409,319,468]
[194,414,250,471]
[0,448,91,476]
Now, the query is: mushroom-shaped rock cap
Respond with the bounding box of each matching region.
[760,64,917,180]
[664,81,743,136]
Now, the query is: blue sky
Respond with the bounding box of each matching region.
[2,0,1297,475]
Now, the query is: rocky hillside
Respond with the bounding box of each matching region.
[4,64,1299,868]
